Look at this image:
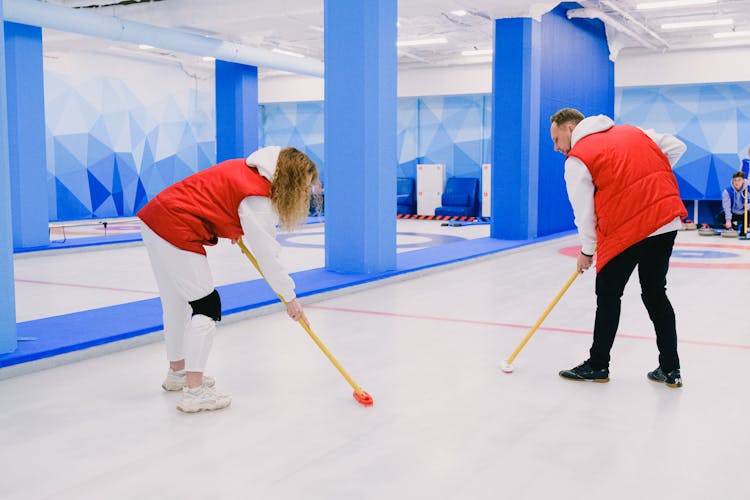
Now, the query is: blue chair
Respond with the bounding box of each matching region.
[435,177,479,217]
[397,177,416,215]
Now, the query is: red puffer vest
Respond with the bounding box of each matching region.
[568,124,686,271]
[138,158,272,255]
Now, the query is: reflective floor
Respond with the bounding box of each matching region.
[1,225,749,499]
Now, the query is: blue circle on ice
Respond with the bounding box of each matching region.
[671,249,739,259]
[277,231,466,249]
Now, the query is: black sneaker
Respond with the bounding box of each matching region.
[559,361,609,383]
[647,367,682,388]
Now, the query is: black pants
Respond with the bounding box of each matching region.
[730,212,748,235]
[588,231,680,371]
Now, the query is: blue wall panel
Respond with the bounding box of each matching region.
[0,6,18,353]
[44,67,215,221]
[536,5,614,236]
[617,82,750,200]
[5,22,48,249]
[261,94,490,187]
[419,95,487,179]
[260,101,324,182]
[491,17,541,240]
[397,97,419,179]
[324,0,397,274]
[215,61,258,162]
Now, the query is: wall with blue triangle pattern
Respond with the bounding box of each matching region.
[616,82,750,200]
[260,94,491,189]
[44,55,216,221]
[49,62,750,222]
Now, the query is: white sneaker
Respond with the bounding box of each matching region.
[161,369,216,391]
[176,385,231,413]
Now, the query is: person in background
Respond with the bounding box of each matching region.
[550,108,687,388]
[721,171,749,236]
[138,146,320,412]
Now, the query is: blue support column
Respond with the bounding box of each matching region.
[5,22,48,249]
[324,0,397,273]
[0,10,18,353]
[536,7,613,236]
[491,17,541,240]
[215,60,258,161]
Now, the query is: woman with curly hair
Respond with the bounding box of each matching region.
[138,146,320,413]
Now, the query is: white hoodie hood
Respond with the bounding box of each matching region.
[570,115,614,149]
[246,146,281,181]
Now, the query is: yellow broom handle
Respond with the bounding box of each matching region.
[744,184,748,232]
[236,239,365,396]
[505,270,579,365]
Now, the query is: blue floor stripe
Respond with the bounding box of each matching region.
[14,217,325,254]
[14,232,144,253]
[1,230,574,369]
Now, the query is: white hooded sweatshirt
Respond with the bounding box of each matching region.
[239,146,296,301]
[564,115,687,256]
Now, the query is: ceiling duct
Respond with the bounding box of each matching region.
[1,0,324,77]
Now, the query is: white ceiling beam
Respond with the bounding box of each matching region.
[599,0,671,49]
[567,7,660,51]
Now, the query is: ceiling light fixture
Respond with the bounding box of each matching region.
[397,37,448,47]
[461,49,492,56]
[601,0,670,47]
[450,10,468,16]
[714,30,750,38]
[661,18,733,30]
[272,48,305,58]
[636,0,717,10]
[138,44,154,50]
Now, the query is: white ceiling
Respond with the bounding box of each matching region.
[41,0,750,75]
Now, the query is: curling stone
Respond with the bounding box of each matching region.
[681,219,697,230]
[698,226,720,236]
[721,229,739,238]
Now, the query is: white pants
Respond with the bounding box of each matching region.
[141,222,216,372]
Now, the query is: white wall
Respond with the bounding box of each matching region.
[258,63,492,103]
[258,74,324,103]
[616,46,750,87]
[398,64,492,97]
[263,47,750,99]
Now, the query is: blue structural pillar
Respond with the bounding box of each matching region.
[215,61,258,161]
[5,22,49,250]
[536,6,613,236]
[0,9,18,354]
[491,18,541,240]
[490,7,613,239]
[324,0,397,273]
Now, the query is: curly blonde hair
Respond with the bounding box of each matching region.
[271,147,320,230]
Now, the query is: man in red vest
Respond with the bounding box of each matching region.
[550,108,687,388]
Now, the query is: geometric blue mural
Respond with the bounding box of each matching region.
[44,71,216,221]
[397,97,419,179]
[259,101,324,183]
[260,94,492,187]
[616,82,750,200]
[418,94,490,180]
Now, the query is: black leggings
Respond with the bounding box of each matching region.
[589,231,680,371]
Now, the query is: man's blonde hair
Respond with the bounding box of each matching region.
[550,108,585,127]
